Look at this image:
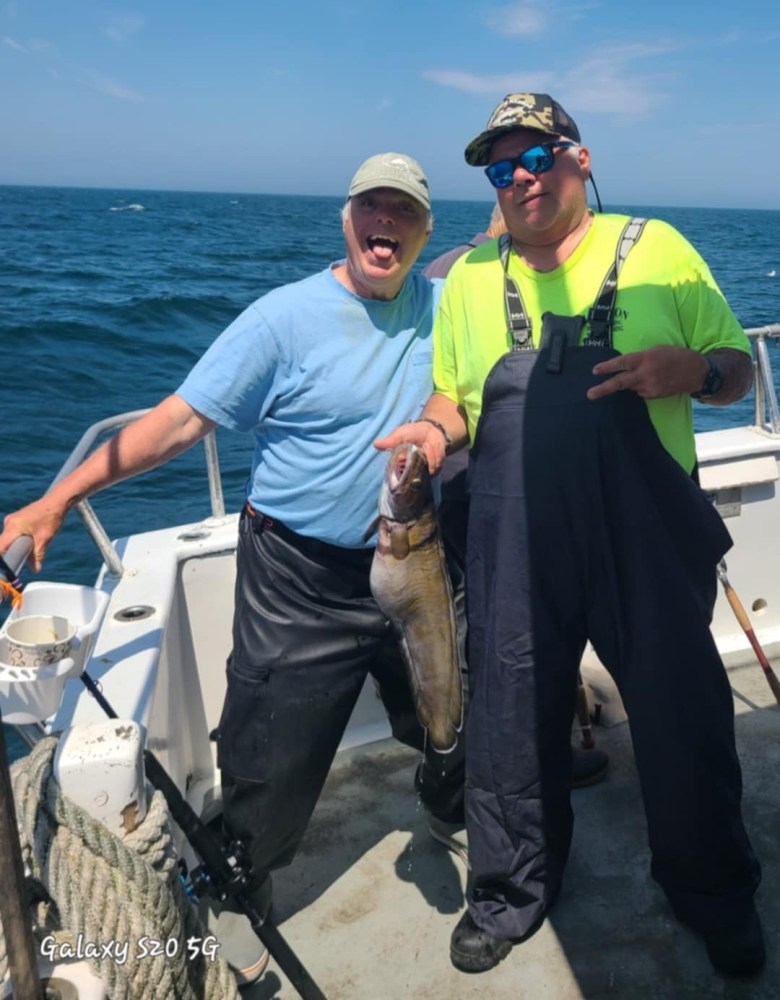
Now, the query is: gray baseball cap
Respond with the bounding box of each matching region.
[465,93,581,166]
[348,152,431,212]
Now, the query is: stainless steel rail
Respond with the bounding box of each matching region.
[746,325,780,433]
[48,325,780,579]
[49,410,226,578]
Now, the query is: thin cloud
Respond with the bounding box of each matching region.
[425,39,678,118]
[89,72,145,103]
[561,41,677,116]
[28,38,54,53]
[611,39,682,59]
[485,0,600,36]
[423,69,554,95]
[486,2,546,38]
[376,98,393,111]
[698,121,776,135]
[3,35,26,52]
[104,14,146,44]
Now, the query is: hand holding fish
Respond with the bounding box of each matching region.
[374,419,447,473]
[374,395,468,475]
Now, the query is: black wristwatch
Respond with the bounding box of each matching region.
[691,353,724,400]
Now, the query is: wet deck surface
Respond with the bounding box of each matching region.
[244,659,780,999]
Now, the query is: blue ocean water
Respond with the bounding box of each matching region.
[1,185,780,757]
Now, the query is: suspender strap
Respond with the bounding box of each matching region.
[498,232,533,350]
[584,216,647,347]
[499,217,648,351]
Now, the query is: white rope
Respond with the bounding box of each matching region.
[0,737,240,999]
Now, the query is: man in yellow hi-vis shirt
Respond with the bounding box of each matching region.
[378,93,762,979]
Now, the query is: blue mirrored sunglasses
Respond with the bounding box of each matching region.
[485,142,578,189]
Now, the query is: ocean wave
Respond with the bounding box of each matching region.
[93,292,238,332]
[109,203,145,212]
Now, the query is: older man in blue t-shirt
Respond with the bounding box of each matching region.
[0,151,465,983]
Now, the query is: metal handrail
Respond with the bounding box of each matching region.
[49,326,780,579]
[745,325,780,434]
[49,410,227,578]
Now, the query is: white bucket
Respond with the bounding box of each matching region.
[0,583,110,723]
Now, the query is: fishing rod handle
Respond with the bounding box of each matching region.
[0,535,32,584]
[722,585,753,634]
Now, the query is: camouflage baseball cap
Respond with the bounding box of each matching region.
[348,152,431,212]
[464,93,581,166]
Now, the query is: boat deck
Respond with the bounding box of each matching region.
[243,657,780,1000]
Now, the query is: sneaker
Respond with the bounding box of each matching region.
[428,814,469,867]
[703,908,765,977]
[450,910,512,973]
[200,876,273,987]
[570,747,609,789]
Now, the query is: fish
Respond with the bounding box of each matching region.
[368,443,464,752]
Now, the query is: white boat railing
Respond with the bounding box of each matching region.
[49,410,225,578]
[748,324,780,433]
[46,325,780,579]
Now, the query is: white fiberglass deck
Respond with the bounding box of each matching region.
[244,655,780,1000]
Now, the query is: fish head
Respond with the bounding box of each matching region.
[380,443,432,521]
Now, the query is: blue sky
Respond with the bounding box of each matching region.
[2,1,779,209]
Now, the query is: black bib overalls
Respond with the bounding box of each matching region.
[464,321,760,942]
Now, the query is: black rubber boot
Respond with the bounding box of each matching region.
[450,911,513,973]
[703,908,765,976]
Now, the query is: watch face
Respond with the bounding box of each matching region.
[708,365,725,395]
[693,355,723,398]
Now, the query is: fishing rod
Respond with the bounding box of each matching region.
[717,558,780,707]
[576,672,595,750]
[0,536,47,999]
[0,535,30,596]
[79,672,327,1000]
[0,711,45,999]
[1,536,327,1000]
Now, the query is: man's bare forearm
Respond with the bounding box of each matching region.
[46,394,216,510]
[702,348,754,406]
[0,394,217,570]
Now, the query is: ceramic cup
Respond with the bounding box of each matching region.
[4,614,76,668]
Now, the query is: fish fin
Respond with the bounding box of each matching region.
[389,524,410,560]
[363,515,380,542]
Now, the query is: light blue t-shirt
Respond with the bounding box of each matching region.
[177,265,438,547]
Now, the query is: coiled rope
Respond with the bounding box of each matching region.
[0,737,240,999]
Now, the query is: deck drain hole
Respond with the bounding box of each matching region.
[114,604,155,622]
[177,529,211,541]
[751,598,768,615]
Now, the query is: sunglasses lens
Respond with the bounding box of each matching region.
[485,162,512,188]
[522,145,555,173]
[486,144,558,188]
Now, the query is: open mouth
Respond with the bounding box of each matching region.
[367,235,399,261]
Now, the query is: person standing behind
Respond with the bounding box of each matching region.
[0,152,467,984]
[422,203,508,280]
[377,94,763,978]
